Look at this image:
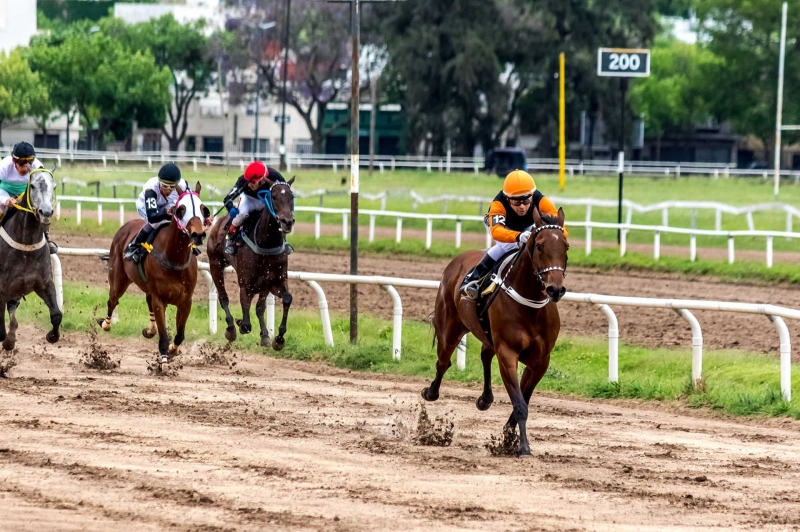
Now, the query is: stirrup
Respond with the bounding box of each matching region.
[461,280,480,300]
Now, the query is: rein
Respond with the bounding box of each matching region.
[0,169,55,253]
[257,181,294,221]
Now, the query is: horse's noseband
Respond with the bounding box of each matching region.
[532,223,568,281]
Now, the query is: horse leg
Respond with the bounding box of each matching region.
[255,293,270,347]
[169,300,191,356]
[97,270,131,333]
[272,289,292,352]
[476,346,495,411]
[236,289,253,335]
[0,300,7,348]
[142,294,157,339]
[211,260,236,342]
[151,295,171,365]
[35,283,62,344]
[504,356,550,431]
[422,321,465,402]
[496,346,531,456]
[3,301,18,351]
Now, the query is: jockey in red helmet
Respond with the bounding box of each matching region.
[221,161,286,255]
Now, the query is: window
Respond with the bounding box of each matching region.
[203,137,224,153]
[242,138,270,154]
[185,136,197,152]
[34,134,59,150]
[294,139,313,155]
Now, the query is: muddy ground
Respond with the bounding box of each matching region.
[57,234,800,357]
[3,330,800,531]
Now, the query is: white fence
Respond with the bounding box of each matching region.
[51,248,800,400]
[54,195,800,267]
[22,147,800,179]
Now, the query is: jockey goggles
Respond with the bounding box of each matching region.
[509,194,533,206]
[12,155,34,165]
[158,179,177,189]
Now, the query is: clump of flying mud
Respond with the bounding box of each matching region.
[79,326,120,371]
[414,402,455,446]
[147,354,182,377]
[0,349,18,377]
[184,341,240,369]
[485,425,520,457]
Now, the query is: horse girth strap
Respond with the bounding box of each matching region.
[0,226,46,252]
[149,249,193,271]
[241,232,285,256]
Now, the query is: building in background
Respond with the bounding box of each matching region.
[114,0,224,32]
[322,103,404,156]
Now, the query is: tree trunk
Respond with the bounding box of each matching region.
[656,134,662,162]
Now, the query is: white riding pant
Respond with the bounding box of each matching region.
[232,195,266,227]
[487,241,519,261]
[136,205,170,229]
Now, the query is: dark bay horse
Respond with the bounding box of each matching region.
[206,177,295,349]
[424,207,569,456]
[99,183,209,365]
[0,169,61,350]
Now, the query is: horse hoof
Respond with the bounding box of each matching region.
[224,327,237,342]
[271,337,285,351]
[239,324,251,335]
[421,387,439,402]
[142,328,156,339]
[168,343,180,356]
[260,335,271,348]
[2,339,15,351]
[100,320,111,332]
[476,396,493,411]
[46,331,59,344]
[517,448,532,458]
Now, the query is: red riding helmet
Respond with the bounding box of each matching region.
[244,161,268,182]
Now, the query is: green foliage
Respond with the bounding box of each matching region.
[0,50,49,145]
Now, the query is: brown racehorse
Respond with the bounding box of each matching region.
[98,183,209,365]
[423,207,568,456]
[206,177,295,349]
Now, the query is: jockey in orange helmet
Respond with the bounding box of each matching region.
[221,161,286,255]
[461,169,569,299]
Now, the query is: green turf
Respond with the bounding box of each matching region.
[49,164,800,253]
[12,280,800,419]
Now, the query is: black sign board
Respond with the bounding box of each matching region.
[597,48,650,77]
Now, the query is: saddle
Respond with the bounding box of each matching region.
[464,250,520,346]
[230,215,293,256]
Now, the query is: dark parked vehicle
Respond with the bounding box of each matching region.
[485,148,527,177]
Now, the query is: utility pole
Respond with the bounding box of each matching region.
[774,2,788,198]
[217,57,228,168]
[369,75,377,176]
[279,0,292,171]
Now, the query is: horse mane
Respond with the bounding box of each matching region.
[539,211,560,226]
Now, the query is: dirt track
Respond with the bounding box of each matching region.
[4,329,800,531]
[56,234,800,356]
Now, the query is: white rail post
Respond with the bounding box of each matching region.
[306,281,333,347]
[119,204,124,226]
[768,315,791,401]
[746,211,755,231]
[662,207,668,227]
[102,156,107,168]
[342,212,348,240]
[379,162,384,174]
[425,218,433,249]
[50,254,63,311]
[787,212,793,241]
[193,158,198,172]
[267,293,275,338]
[380,196,387,211]
[55,201,61,219]
[148,156,152,169]
[426,162,431,173]
[620,229,627,257]
[56,155,61,168]
[485,229,492,248]
[97,203,102,226]
[76,202,82,226]
[333,161,338,173]
[728,235,735,264]
[674,308,703,388]
[206,153,210,166]
[715,209,722,231]
[585,205,593,256]
[391,157,395,171]
[766,235,774,268]
[382,285,403,360]
[474,163,479,175]
[314,212,321,239]
[396,218,403,243]
[596,304,618,383]
[369,214,376,243]
[200,270,217,334]
[456,335,467,370]
[654,231,660,260]
[690,234,697,262]
[455,220,462,249]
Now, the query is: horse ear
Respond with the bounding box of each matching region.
[557,207,565,226]
[287,176,295,186]
[533,206,543,227]
[195,181,202,194]
[175,204,186,220]
[50,165,57,174]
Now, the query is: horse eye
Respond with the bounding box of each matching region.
[536,244,543,253]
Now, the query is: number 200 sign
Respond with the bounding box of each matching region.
[597,48,650,77]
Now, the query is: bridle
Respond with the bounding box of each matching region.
[530,223,568,282]
[173,190,203,239]
[257,181,295,221]
[11,168,56,221]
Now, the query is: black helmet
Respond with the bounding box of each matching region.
[157,163,181,184]
[12,142,35,160]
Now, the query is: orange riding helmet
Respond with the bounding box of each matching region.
[502,169,536,197]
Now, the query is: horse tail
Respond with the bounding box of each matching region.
[428,311,437,349]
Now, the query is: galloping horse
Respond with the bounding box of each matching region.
[0,168,61,350]
[206,177,295,349]
[99,183,209,365]
[424,207,568,456]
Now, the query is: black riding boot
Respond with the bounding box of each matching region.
[460,254,497,300]
[224,226,241,255]
[124,225,154,262]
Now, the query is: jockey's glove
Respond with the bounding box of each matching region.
[517,231,531,247]
[229,207,240,219]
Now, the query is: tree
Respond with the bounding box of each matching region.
[695,0,800,162]
[102,15,215,151]
[629,37,716,159]
[236,0,353,153]
[0,51,49,146]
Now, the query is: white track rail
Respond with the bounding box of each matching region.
[52,248,800,400]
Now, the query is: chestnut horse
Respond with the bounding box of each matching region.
[206,177,295,349]
[98,183,209,365]
[423,207,568,456]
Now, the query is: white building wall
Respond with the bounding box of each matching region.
[114,0,224,32]
[0,0,38,54]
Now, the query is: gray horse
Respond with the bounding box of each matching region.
[0,168,61,351]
